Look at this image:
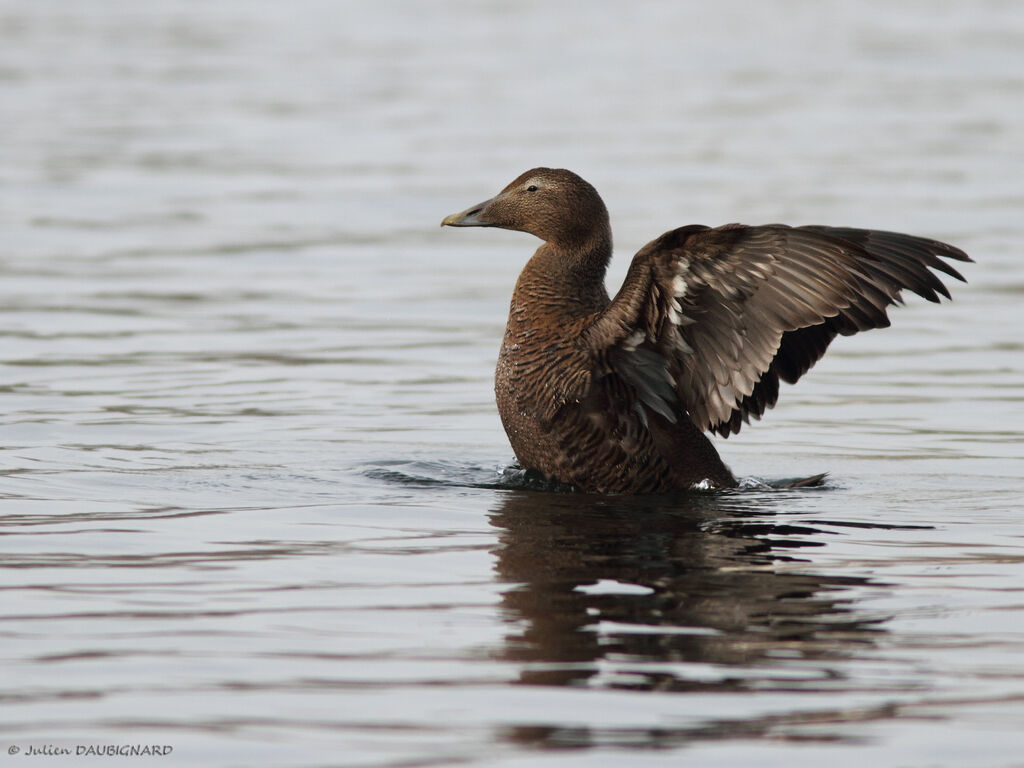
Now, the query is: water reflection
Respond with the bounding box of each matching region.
[490,489,891,746]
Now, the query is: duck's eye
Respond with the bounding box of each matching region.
[526,185,538,192]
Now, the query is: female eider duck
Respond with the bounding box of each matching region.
[442,168,970,493]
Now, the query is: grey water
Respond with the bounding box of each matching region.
[2,1,1023,766]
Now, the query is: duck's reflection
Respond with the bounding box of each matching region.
[490,488,885,691]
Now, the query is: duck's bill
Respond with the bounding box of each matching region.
[440,198,495,227]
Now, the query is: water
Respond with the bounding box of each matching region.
[2,1,1023,765]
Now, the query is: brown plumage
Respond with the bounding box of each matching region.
[441,168,971,493]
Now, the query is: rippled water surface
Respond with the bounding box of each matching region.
[3,2,1024,766]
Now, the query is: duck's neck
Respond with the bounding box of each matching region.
[513,227,613,318]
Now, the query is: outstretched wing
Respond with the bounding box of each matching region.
[583,223,970,436]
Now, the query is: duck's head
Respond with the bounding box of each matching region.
[441,168,609,250]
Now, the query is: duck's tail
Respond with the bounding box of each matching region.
[774,472,828,489]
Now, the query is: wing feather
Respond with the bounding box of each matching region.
[583,223,970,435]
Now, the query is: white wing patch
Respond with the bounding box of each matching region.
[667,298,684,326]
[667,261,695,353]
[622,329,646,351]
[672,273,687,298]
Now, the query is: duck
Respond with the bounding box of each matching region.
[441,168,970,493]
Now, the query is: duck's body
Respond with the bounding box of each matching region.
[442,168,970,493]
